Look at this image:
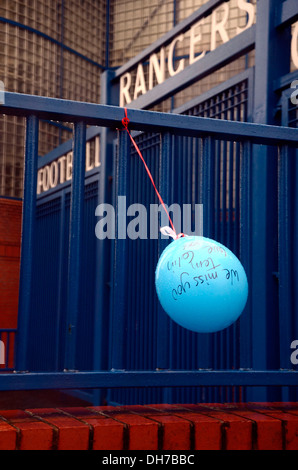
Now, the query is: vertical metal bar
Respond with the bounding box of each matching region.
[239,75,253,402]
[222,93,230,402]
[221,141,227,246]
[278,144,293,360]
[15,115,39,371]
[227,141,233,250]
[234,141,240,256]
[204,134,220,396]
[202,136,215,239]
[110,129,130,371]
[127,150,135,374]
[64,121,86,371]
[229,140,237,402]
[199,136,217,395]
[280,93,295,401]
[295,147,298,374]
[233,95,241,399]
[239,141,252,401]
[104,139,117,406]
[93,69,118,404]
[246,68,254,123]
[195,137,211,376]
[135,139,142,372]
[214,140,220,241]
[157,132,173,402]
[55,191,66,370]
[251,0,291,400]
[157,132,172,370]
[253,7,276,400]
[143,138,151,372]
[278,144,295,402]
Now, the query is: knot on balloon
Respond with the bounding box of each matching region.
[160,226,186,240]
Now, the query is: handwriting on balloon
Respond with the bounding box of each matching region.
[193,272,218,286]
[223,268,239,285]
[202,244,227,257]
[172,272,191,300]
[167,250,220,273]
[183,241,227,258]
[171,268,240,300]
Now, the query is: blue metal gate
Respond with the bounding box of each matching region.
[0,0,298,406]
[1,90,297,405]
[107,70,254,405]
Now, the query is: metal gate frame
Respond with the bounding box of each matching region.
[0,0,298,404]
[0,92,297,396]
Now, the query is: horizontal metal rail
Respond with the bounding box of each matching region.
[277,0,298,28]
[0,370,297,391]
[1,92,298,145]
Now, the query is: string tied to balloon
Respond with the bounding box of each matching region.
[120,112,248,335]
[120,107,185,240]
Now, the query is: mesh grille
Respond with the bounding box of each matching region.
[184,78,249,121]
[288,96,298,128]
[0,0,105,197]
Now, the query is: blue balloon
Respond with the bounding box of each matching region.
[155,236,248,333]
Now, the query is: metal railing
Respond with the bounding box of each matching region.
[0,92,297,404]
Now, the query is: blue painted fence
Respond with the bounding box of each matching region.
[0,90,297,405]
[0,0,297,405]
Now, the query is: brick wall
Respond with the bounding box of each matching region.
[0,198,22,329]
[0,402,297,450]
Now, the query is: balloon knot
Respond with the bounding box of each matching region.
[160,226,186,240]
